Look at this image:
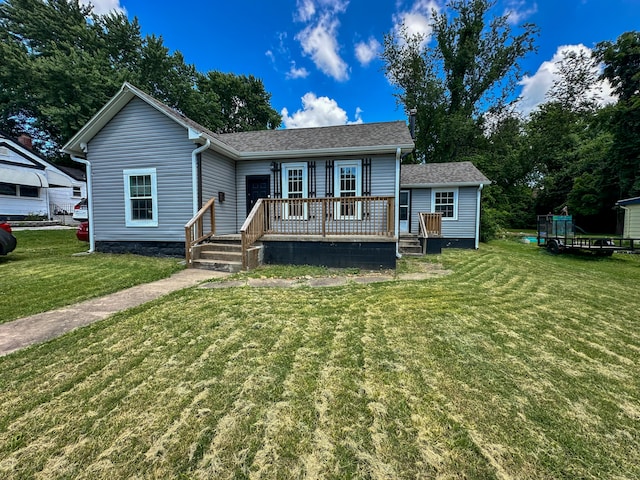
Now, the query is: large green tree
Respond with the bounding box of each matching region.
[0,0,281,159]
[595,31,640,200]
[382,0,538,163]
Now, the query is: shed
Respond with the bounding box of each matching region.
[616,196,640,238]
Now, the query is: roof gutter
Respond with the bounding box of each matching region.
[475,183,484,249]
[395,147,402,259]
[191,138,211,215]
[70,144,94,253]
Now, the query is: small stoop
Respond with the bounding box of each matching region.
[191,237,243,273]
[399,234,423,255]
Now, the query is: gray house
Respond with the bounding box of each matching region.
[400,162,490,250]
[62,82,488,271]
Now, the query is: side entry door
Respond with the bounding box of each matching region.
[246,175,270,216]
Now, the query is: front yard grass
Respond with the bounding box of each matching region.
[0,229,183,323]
[0,240,639,478]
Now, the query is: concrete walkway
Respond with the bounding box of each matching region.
[0,269,225,357]
[0,265,451,357]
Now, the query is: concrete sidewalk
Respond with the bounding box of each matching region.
[0,269,226,357]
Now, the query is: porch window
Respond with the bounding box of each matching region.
[0,182,18,196]
[432,188,458,220]
[123,168,158,227]
[334,160,362,219]
[73,186,82,197]
[282,163,307,219]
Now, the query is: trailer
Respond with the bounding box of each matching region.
[536,215,639,256]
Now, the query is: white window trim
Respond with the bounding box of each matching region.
[334,160,362,220]
[281,162,308,220]
[431,187,458,221]
[123,168,158,227]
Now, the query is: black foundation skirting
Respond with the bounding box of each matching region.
[96,241,185,257]
[263,240,396,269]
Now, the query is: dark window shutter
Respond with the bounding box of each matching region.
[362,158,372,196]
[272,162,282,198]
[325,160,334,197]
[308,161,316,197]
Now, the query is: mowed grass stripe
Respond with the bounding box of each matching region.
[0,241,639,478]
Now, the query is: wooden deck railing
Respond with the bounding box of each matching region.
[240,195,395,270]
[419,212,442,238]
[184,197,215,266]
[240,198,266,270]
[262,196,395,237]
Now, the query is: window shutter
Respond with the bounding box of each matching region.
[308,161,316,198]
[272,162,281,198]
[325,160,334,197]
[362,158,372,196]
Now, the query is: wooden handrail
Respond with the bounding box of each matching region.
[419,212,442,238]
[240,198,265,270]
[184,197,216,266]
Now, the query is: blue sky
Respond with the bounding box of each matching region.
[85,0,639,127]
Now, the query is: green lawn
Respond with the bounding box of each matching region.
[0,229,184,323]
[1,240,639,478]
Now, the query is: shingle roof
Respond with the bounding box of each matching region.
[217,121,414,153]
[401,161,490,186]
[62,83,414,158]
[616,196,640,206]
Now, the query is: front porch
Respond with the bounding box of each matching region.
[186,196,398,271]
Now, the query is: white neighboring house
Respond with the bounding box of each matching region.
[0,133,86,220]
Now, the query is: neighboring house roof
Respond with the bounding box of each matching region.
[1,132,78,187]
[401,161,490,188]
[616,196,640,206]
[56,165,86,182]
[62,82,415,159]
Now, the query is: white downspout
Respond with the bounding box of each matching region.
[395,147,402,258]
[475,183,484,249]
[71,147,94,253]
[191,139,211,215]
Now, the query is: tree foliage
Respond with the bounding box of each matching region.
[0,0,281,159]
[382,0,538,163]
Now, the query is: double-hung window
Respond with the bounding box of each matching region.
[432,188,458,220]
[282,163,307,219]
[334,160,362,219]
[123,168,158,227]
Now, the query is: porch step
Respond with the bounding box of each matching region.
[399,234,423,255]
[191,238,243,273]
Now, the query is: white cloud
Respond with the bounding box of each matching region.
[296,0,316,22]
[355,37,381,66]
[393,0,440,47]
[296,14,349,81]
[80,0,126,15]
[503,0,538,25]
[286,62,310,79]
[516,44,617,116]
[281,92,363,128]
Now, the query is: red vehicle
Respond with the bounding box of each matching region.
[0,220,17,255]
[76,221,89,242]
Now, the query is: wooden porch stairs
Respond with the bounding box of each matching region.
[399,233,423,255]
[190,236,244,273]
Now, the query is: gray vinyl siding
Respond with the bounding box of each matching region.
[87,97,194,242]
[201,150,237,234]
[409,186,479,239]
[235,155,397,228]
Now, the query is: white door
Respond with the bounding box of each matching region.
[400,190,410,233]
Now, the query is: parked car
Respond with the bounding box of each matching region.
[0,220,17,255]
[76,221,89,242]
[73,198,88,221]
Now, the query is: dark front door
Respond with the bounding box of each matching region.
[246,175,270,216]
